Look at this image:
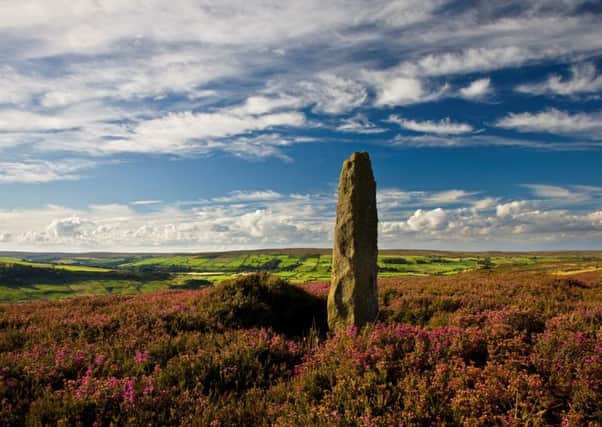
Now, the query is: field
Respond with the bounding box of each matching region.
[1,268,601,425]
[2,250,602,303]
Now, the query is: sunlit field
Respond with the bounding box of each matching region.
[2,251,602,303]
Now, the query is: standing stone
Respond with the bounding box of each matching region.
[328,152,378,330]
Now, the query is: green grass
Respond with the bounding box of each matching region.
[1,251,602,303]
[0,257,111,272]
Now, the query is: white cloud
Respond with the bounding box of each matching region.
[396,46,534,77]
[130,200,162,206]
[0,1,600,160]
[0,109,95,132]
[337,114,386,134]
[1,184,602,251]
[424,190,477,204]
[46,216,94,239]
[523,184,602,204]
[0,193,334,251]
[516,62,602,96]
[213,191,283,203]
[0,66,47,105]
[496,109,602,139]
[260,73,369,115]
[391,134,602,150]
[525,184,577,200]
[229,96,304,116]
[91,110,305,155]
[496,201,534,218]
[0,159,96,184]
[216,134,308,161]
[459,78,492,99]
[406,208,449,231]
[297,74,368,114]
[369,75,429,106]
[389,115,474,135]
[472,197,497,211]
[377,188,478,212]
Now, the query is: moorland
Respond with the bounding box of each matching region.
[1,251,601,425]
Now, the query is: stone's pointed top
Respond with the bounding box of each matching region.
[347,151,371,164]
[340,152,376,192]
[350,151,368,158]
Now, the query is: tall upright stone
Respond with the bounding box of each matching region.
[328,152,378,330]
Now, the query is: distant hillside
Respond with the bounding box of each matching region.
[1,250,602,303]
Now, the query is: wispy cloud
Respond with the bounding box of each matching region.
[337,114,387,134]
[390,134,602,150]
[396,46,534,77]
[496,109,602,139]
[0,1,599,161]
[388,115,474,135]
[212,190,284,203]
[130,200,162,206]
[0,159,96,184]
[523,184,602,205]
[459,78,492,100]
[516,62,602,97]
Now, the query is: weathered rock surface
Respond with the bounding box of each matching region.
[328,152,378,330]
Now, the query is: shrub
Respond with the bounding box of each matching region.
[204,273,327,336]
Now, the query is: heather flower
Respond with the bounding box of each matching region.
[143,377,155,395]
[123,379,136,403]
[94,353,106,366]
[134,351,149,364]
[54,349,67,366]
[105,376,120,388]
[2,270,601,425]
[73,350,86,366]
[75,368,94,399]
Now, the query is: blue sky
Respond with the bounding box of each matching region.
[1,0,602,252]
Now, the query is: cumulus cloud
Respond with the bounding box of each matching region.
[496,201,535,218]
[388,115,474,135]
[2,185,602,251]
[472,197,497,211]
[406,208,449,231]
[1,193,334,251]
[46,216,93,239]
[496,109,602,139]
[516,62,602,96]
